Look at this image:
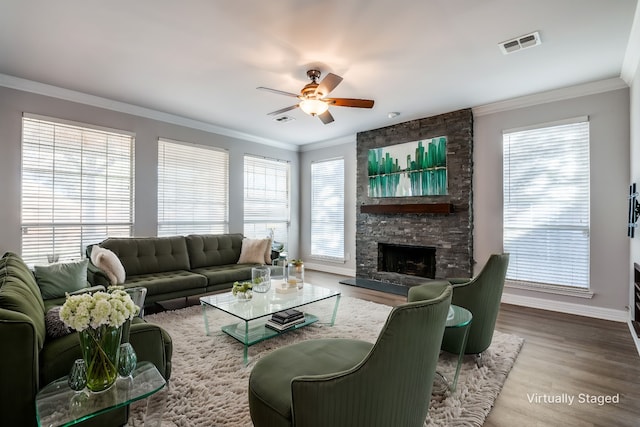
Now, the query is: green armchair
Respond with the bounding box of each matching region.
[248,282,452,427]
[441,253,509,355]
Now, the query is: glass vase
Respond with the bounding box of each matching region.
[68,359,87,391]
[287,263,304,289]
[78,324,122,392]
[251,266,271,293]
[118,342,137,378]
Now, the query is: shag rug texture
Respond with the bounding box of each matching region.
[127,296,523,426]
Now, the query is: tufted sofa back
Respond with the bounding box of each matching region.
[99,236,191,276]
[186,233,243,268]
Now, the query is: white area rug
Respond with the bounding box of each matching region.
[127,296,523,426]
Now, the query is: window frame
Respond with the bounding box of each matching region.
[310,157,345,262]
[502,117,591,290]
[20,114,135,264]
[157,138,229,236]
[243,154,290,248]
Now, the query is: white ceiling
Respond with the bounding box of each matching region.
[0,0,638,147]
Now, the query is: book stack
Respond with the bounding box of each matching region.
[265,309,305,332]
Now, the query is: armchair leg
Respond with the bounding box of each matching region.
[475,353,483,368]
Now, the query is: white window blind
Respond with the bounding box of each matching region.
[243,155,290,248]
[158,139,229,236]
[311,158,345,261]
[503,119,590,288]
[21,115,134,264]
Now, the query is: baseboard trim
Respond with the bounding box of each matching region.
[628,321,640,357]
[304,263,355,277]
[501,292,628,322]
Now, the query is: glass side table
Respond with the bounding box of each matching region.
[434,304,473,393]
[36,361,166,427]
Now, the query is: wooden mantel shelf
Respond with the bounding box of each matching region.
[360,203,453,215]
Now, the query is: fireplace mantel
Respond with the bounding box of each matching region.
[360,203,453,215]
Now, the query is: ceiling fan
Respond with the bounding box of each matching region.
[257,69,375,124]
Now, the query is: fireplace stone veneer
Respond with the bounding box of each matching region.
[356,109,473,284]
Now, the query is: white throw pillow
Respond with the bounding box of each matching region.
[91,245,126,285]
[238,238,270,265]
[264,238,272,265]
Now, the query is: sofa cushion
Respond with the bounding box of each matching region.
[249,338,373,422]
[186,233,243,268]
[100,236,191,276]
[238,238,270,264]
[123,270,207,297]
[90,245,126,285]
[0,252,45,313]
[0,277,47,351]
[34,259,89,299]
[192,264,254,287]
[39,331,81,386]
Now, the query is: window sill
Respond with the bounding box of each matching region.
[309,256,346,264]
[505,280,594,299]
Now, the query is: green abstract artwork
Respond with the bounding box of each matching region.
[368,137,447,197]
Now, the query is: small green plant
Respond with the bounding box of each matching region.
[290,259,304,266]
[232,281,253,296]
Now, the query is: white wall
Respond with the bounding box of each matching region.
[474,87,630,318]
[0,86,300,256]
[629,48,640,338]
[298,140,357,276]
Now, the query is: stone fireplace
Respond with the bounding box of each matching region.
[356,108,473,285]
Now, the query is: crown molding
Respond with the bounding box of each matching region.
[299,134,355,152]
[472,77,629,117]
[0,73,298,151]
[621,1,640,85]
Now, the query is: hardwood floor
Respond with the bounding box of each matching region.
[304,270,640,427]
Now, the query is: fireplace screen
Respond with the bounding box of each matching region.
[378,243,436,279]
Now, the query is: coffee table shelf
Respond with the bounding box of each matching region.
[221,313,319,345]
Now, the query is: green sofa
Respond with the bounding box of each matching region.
[0,252,173,427]
[89,233,266,308]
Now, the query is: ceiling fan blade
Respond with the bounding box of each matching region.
[318,110,335,124]
[325,98,375,108]
[267,104,300,115]
[316,73,343,96]
[257,87,300,98]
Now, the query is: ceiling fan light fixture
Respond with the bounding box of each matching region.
[299,99,329,116]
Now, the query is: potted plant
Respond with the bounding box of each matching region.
[232,281,253,301]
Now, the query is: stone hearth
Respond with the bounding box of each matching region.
[356,108,473,284]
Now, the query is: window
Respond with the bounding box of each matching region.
[21,115,134,264]
[311,158,345,261]
[503,118,590,288]
[158,138,228,236]
[243,155,290,248]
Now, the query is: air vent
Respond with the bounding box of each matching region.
[273,116,295,123]
[499,31,541,55]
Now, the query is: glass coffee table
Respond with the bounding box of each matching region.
[35,361,166,427]
[200,283,341,364]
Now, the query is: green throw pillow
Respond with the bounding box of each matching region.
[34,259,89,300]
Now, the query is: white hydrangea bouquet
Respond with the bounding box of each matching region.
[60,286,140,392]
[60,286,139,331]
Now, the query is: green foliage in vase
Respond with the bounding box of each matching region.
[232,281,253,295]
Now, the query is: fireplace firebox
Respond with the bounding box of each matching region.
[378,243,436,279]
